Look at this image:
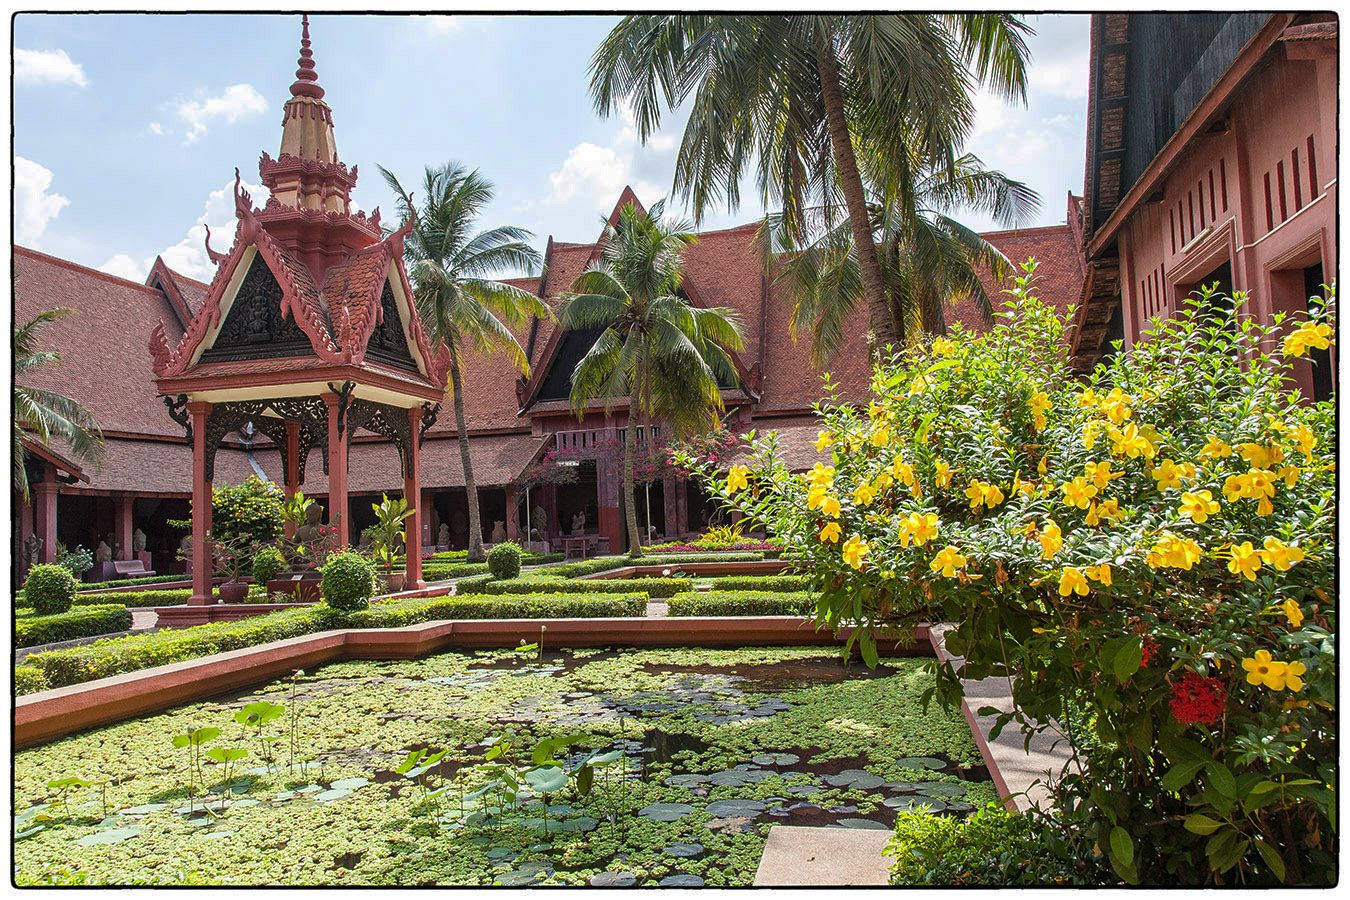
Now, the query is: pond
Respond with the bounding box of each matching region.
[13,646,996,886]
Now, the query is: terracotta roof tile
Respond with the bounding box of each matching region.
[947,223,1086,334]
[74,437,256,494]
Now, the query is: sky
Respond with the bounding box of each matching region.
[13,13,1091,284]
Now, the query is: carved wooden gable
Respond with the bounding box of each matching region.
[200,255,314,362]
[365,278,418,371]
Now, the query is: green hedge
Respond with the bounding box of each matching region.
[706,574,812,593]
[421,562,490,581]
[15,665,48,693]
[667,590,814,617]
[15,604,134,648]
[76,573,191,591]
[18,592,647,694]
[458,577,694,598]
[633,551,765,565]
[74,588,191,608]
[533,557,634,579]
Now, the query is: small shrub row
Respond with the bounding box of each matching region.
[18,592,649,693]
[632,551,765,565]
[458,577,694,598]
[529,557,633,579]
[15,604,134,648]
[74,588,191,608]
[75,573,194,590]
[667,590,813,617]
[524,552,566,566]
[421,562,491,581]
[706,574,812,593]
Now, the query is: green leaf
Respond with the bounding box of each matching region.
[859,630,879,669]
[576,765,594,797]
[1206,762,1237,800]
[1185,814,1224,835]
[1254,838,1287,883]
[394,749,425,775]
[1109,826,1134,868]
[1162,760,1206,793]
[1113,637,1143,682]
[524,766,567,795]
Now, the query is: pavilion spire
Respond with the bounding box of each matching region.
[290,14,324,100]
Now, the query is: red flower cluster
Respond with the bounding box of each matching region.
[1169,672,1227,725]
[1140,636,1160,666]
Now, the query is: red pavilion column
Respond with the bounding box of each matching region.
[114,494,135,560]
[283,420,301,540]
[403,405,424,589]
[322,392,349,546]
[505,485,521,541]
[188,401,213,605]
[33,466,58,565]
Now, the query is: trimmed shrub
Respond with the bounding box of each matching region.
[632,551,765,564]
[251,545,287,584]
[74,589,191,608]
[421,562,491,581]
[524,552,566,566]
[76,573,192,590]
[707,574,812,593]
[23,564,77,615]
[487,542,524,580]
[459,577,694,598]
[321,550,376,611]
[18,592,647,692]
[668,590,813,617]
[886,804,1101,886]
[15,604,133,648]
[14,665,48,694]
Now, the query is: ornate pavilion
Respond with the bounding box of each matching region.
[12,16,1088,583]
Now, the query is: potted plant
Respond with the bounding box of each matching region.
[369,493,415,593]
[209,531,257,603]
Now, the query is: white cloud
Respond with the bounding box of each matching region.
[421,16,464,37]
[14,156,70,247]
[98,254,144,281]
[173,83,268,145]
[1029,50,1091,100]
[14,48,89,88]
[148,121,164,136]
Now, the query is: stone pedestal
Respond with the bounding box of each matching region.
[137,551,153,570]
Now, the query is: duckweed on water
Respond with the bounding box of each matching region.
[13,646,994,886]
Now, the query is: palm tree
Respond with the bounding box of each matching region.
[589,14,1031,350]
[380,163,548,562]
[771,153,1040,364]
[13,306,104,500]
[558,201,745,557]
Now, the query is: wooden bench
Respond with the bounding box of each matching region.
[112,559,156,578]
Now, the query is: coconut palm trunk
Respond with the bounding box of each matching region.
[621,419,642,557]
[447,340,485,562]
[814,34,898,350]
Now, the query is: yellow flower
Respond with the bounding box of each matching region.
[1084,497,1123,527]
[1057,566,1090,597]
[814,430,835,452]
[1237,442,1281,469]
[807,463,836,488]
[821,495,842,518]
[1038,519,1063,559]
[1242,649,1286,689]
[964,480,1005,511]
[1086,563,1112,586]
[1082,420,1102,450]
[1037,456,1048,476]
[1291,424,1317,460]
[1060,476,1098,509]
[933,459,953,488]
[1280,598,1304,629]
[891,458,917,486]
[1099,387,1134,425]
[726,465,749,494]
[1276,465,1300,488]
[1145,532,1203,570]
[931,336,956,356]
[1151,458,1195,491]
[842,534,870,570]
[1226,541,1263,581]
[1281,660,1307,692]
[872,472,894,491]
[1108,422,1155,459]
[908,375,929,396]
[1076,388,1100,409]
[852,483,876,506]
[1260,537,1305,571]
[1179,490,1221,524]
[899,512,940,547]
[870,426,890,447]
[1084,460,1121,490]
[1199,434,1233,459]
[818,521,842,544]
[929,545,967,578]
[1028,391,1051,432]
[1283,320,1332,357]
[1011,474,1036,499]
[807,484,829,510]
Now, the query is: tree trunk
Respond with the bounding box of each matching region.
[448,340,485,562]
[622,408,643,559]
[815,31,900,350]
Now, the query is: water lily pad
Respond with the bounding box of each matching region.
[886,796,948,813]
[884,782,920,794]
[664,842,704,858]
[659,874,705,887]
[330,777,369,791]
[77,826,140,846]
[786,784,820,796]
[496,862,552,887]
[486,847,517,860]
[918,782,967,798]
[751,752,800,766]
[121,802,168,815]
[706,798,766,818]
[664,774,710,788]
[837,817,891,830]
[590,871,637,887]
[314,788,353,803]
[295,784,324,794]
[896,756,948,771]
[946,802,975,814]
[638,802,694,822]
[824,769,885,789]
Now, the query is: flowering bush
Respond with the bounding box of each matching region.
[681,264,1336,884]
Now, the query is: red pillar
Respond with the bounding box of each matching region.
[189,401,213,605]
[18,491,35,580]
[114,494,135,560]
[403,406,423,589]
[33,468,58,565]
[283,420,301,540]
[323,392,350,546]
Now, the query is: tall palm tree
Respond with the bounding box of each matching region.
[13,306,104,500]
[589,14,1031,351]
[380,163,548,563]
[559,201,744,557]
[771,153,1040,364]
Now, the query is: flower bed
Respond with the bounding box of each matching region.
[15,605,134,648]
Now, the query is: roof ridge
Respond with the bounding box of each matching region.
[14,245,166,295]
[980,223,1075,238]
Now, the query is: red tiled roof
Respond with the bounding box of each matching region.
[74,437,257,494]
[726,416,830,472]
[946,219,1086,335]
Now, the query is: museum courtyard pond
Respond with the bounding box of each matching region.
[13,646,996,886]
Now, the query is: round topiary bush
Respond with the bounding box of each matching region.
[320,550,376,611]
[487,542,523,580]
[252,545,287,584]
[24,563,78,615]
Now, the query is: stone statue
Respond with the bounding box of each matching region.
[132,528,147,553]
[571,510,586,536]
[532,505,547,536]
[23,534,42,568]
[295,504,324,543]
[95,540,113,563]
[178,534,192,567]
[437,523,450,547]
[490,520,507,544]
